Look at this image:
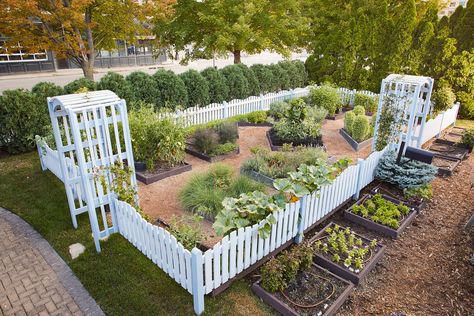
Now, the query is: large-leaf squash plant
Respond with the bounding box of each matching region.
[213,158,351,238]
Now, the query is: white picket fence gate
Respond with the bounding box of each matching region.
[160,86,378,127]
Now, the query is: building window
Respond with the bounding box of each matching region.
[0,40,48,63]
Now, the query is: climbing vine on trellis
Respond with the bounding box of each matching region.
[374,93,407,151]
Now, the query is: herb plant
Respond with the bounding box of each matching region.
[314,224,377,272]
[168,215,205,251]
[460,128,474,149]
[351,194,411,229]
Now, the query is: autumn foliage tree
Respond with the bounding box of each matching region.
[0,0,164,80]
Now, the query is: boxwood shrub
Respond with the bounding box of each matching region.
[152,70,188,110]
[64,78,96,94]
[97,72,134,102]
[220,65,249,100]
[249,64,274,94]
[432,83,456,113]
[344,111,356,133]
[31,82,64,102]
[236,64,260,96]
[292,60,308,86]
[126,71,160,106]
[201,67,229,103]
[0,89,50,153]
[351,115,370,142]
[179,69,210,108]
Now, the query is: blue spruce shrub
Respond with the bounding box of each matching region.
[375,150,438,189]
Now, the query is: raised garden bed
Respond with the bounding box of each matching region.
[240,168,275,187]
[136,163,192,185]
[441,132,463,143]
[252,264,354,316]
[266,129,324,152]
[237,121,273,127]
[428,141,469,160]
[370,180,427,212]
[185,146,240,163]
[339,128,373,152]
[309,222,385,285]
[450,126,466,135]
[432,155,460,176]
[344,194,418,239]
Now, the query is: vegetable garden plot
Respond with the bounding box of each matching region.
[370,180,428,212]
[344,194,417,239]
[432,156,461,176]
[428,141,469,161]
[309,222,385,285]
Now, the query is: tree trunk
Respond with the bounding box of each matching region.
[81,59,94,80]
[233,50,241,64]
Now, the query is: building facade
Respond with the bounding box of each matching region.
[438,0,469,17]
[0,36,168,76]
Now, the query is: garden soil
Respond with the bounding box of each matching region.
[333,152,474,316]
[138,118,370,247]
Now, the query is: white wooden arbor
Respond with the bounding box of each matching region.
[372,74,434,154]
[47,90,137,252]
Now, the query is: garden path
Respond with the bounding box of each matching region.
[0,208,104,316]
[331,151,474,315]
[138,118,372,248]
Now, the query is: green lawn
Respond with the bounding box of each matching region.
[0,152,273,316]
[456,119,474,130]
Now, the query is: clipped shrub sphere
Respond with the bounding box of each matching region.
[126,71,160,106]
[201,67,229,103]
[64,77,96,94]
[97,72,134,101]
[152,70,188,110]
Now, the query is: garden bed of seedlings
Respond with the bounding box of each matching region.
[309,222,385,285]
[344,194,417,239]
[266,129,324,151]
[369,180,428,212]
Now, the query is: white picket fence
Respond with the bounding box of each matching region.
[415,102,460,145]
[111,145,389,315]
[161,86,378,127]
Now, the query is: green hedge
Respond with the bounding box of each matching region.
[152,70,188,110]
[0,89,50,154]
[457,91,474,119]
[126,71,160,106]
[268,63,291,91]
[201,67,229,103]
[31,82,64,102]
[64,78,96,94]
[236,64,260,96]
[179,70,210,108]
[97,72,134,102]
[278,61,300,89]
[354,93,377,113]
[249,64,274,94]
[220,65,250,100]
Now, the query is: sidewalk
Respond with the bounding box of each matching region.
[0,52,308,92]
[0,208,104,316]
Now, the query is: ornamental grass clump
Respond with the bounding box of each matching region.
[351,194,411,229]
[180,164,264,219]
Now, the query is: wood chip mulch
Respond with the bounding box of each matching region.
[335,153,474,316]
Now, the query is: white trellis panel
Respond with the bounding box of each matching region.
[372,74,434,153]
[47,90,137,252]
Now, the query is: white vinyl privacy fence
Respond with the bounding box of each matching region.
[415,102,460,145]
[160,86,377,127]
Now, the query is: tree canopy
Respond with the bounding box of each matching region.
[154,0,308,64]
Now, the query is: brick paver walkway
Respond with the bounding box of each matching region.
[0,208,104,316]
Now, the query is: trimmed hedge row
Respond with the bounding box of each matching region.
[0,60,307,154]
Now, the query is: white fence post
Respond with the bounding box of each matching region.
[294,196,307,244]
[259,94,264,111]
[223,101,228,119]
[353,158,366,201]
[191,248,205,315]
